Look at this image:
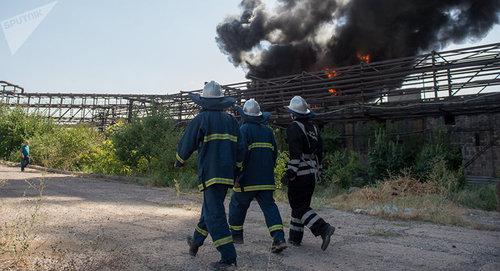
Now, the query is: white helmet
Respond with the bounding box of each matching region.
[201,81,224,98]
[243,98,262,116]
[286,96,311,115]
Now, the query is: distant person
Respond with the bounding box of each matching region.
[281,96,335,251]
[20,140,30,172]
[228,99,287,254]
[174,81,239,271]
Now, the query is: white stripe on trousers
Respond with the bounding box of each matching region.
[290,225,304,232]
[306,215,320,228]
[301,210,315,223]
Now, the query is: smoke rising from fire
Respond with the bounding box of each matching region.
[216,0,500,79]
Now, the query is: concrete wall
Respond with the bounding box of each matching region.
[327,112,499,178]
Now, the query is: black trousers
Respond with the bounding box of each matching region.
[21,156,30,171]
[287,174,328,243]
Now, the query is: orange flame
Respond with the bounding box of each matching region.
[328,88,339,96]
[357,53,371,63]
[323,67,340,96]
[325,69,337,79]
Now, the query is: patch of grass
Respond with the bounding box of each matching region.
[0,180,45,269]
[311,185,344,209]
[327,173,471,227]
[450,184,497,211]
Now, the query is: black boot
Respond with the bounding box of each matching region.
[288,238,301,247]
[271,239,287,254]
[232,234,244,244]
[288,228,303,247]
[186,236,199,256]
[320,224,335,251]
[208,260,237,271]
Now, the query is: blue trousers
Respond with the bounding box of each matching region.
[192,185,237,264]
[228,190,285,242]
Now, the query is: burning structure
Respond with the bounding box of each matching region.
[3,0,500,182]
[1,42,499,180]
[216,0,500,79]
[212,0,500,182]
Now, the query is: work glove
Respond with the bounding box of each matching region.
[174,160,184,168]
[281,170,296,186]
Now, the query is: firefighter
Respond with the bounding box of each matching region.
[281,96,335,251]
[228,99,287,254]
[175,81,238,270]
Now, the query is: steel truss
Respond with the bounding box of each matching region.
[1,43,499,127]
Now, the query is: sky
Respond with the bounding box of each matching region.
[0,0,499,95]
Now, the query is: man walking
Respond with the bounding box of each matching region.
[20,140,30,172]
[228,99,287,254]
[174,81,239,270]
[281,96,335,251]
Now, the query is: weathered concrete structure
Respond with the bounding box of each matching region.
[327,95,499,179]
[2,43,499,178]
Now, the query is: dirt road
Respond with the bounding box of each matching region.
[1,164,499,271]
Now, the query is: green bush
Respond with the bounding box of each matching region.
[29,125,103,171]
[0,108,54,160]
[322,127,342,153]
[415,141,462,180]
[368,128,406,182]
[322,150,363,189]
[80,139,132,175]
[274,151,289,190]
[427,158,465,194]
[111,110,197,188]
[112,110,178,173]
[450,184,497,211]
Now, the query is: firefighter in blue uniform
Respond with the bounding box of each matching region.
[281,96,335,251]
[228,99,287,254]
[174,81,238,271]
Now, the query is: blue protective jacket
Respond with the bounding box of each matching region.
[233,111,278,192]
[176,94,240,191]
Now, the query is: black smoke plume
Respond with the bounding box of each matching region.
[216,0,500,79]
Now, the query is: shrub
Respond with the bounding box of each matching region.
[353,171,439,202]
[415,141,462,180]
[273,128,287,151]
[450,184,497,211]
[426,158,465,194]
[322,127,342,153]
[29,125,103,171]
[111,110,197,188]
[274,151,289,190]
[321,150,363,189]
[367,128,406,182]
[112,110,180,173]
[0,108,54,160]
[80,139,132,175]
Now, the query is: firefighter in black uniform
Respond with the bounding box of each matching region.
[281,96,335,251]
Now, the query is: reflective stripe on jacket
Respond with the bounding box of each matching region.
[285,118,323,179]
[176,110,239,191]
[234,113,278,192]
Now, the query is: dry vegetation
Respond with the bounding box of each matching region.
[0,180,45,270]
[323,173,496,228]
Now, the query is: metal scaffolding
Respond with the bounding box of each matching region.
[1,43,500,127]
